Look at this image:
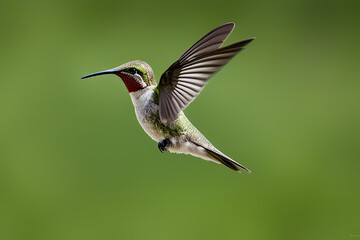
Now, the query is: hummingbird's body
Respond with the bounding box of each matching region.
[82,23,254,172]
[130,84,221,164]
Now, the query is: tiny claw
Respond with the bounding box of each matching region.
[158,138,172,153]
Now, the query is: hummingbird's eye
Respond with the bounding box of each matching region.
[128,68,138,75]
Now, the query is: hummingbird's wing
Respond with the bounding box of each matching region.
[158,23,254,123]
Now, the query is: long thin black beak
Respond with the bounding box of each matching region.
[81,68,117,79]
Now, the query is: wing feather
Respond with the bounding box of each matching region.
[158,23,255,123]
[178,22,235,63]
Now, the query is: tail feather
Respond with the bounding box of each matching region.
[204,147,251,173]
[188,140,251,173]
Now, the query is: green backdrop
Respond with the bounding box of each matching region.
[1,0,359,239]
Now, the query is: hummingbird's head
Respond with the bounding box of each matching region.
[81,60,156,93]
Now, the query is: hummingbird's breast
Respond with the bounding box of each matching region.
[129,86,180,142]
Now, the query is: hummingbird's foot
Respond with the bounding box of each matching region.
[158,138,172,153]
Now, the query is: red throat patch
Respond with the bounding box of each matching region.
[116,73,145,93]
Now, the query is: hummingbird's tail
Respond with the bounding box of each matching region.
[204,148,251,173]
[190,141,251,173]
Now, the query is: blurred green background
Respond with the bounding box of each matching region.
[1,0,359,239]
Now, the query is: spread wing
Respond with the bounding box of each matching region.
[157,23,254,123]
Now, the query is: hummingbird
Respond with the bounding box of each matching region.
[81,22,254,172]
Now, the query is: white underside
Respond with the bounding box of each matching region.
[129,87,219,164]
[130,87,163,141]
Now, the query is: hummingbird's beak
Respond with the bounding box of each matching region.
[81,68,118,79]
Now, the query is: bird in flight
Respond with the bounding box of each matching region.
[82,22,255,172]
